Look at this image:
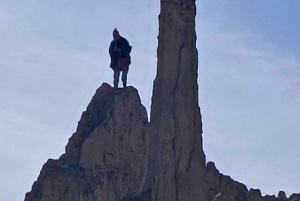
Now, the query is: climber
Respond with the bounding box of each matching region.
[109,28,132,88]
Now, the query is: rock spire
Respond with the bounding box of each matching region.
[142,0,206,200]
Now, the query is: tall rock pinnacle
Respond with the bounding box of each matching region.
[144,0,206,200]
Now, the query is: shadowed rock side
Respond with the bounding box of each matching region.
[25,83,149,201]
[138,0,206,200]
[206,162,300,201]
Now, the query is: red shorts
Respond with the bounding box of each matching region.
[118,56,131,68]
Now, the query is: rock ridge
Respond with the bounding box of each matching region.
[206,161,300,201]
[24,0,300,200]
[25,83,149,201]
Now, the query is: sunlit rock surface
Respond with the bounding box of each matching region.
[25,83,149,201]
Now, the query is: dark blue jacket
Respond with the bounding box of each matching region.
[109,37,131,68]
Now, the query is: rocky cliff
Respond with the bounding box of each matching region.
[24,82,300,201]
[25,83,149,201]
[25,0,299,200]
[205,162,300,201]
[140,0,206,200]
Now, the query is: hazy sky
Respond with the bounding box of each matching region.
[0,1,299,200]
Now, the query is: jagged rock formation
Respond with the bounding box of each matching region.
[139,0,206,200]
[206,162,247,201]
[205,162,300,201]
[25,83,149,201]
[25,0,299,200]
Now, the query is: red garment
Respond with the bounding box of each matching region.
[118,56,131,68]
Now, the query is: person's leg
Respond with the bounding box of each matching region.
[113,66,121,88]
[121,66,129,87]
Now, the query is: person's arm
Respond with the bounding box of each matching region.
[109,42,114,58]
[109,42,116,68]
[124,38,131,54]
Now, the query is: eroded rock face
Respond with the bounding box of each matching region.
[141,0,206,200]
[25,83,149,201]
[206,162,247,201]
[205,161,300,201]
[24,0,300,200]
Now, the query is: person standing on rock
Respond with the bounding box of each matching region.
[109,28,132,88]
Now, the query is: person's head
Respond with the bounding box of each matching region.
[113,28,120,41]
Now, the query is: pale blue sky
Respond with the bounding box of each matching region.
[0,1,299,200]
[197,0,300,196]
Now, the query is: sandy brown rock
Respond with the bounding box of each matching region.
[25,83,149,201]
[260,195,278,201]
[205,162,247,201]
[64,83,115,166]
[24,1,300,200]
[245,189,262,201]
[140,0,206,200]
[205,161,300,201]
[78,85,149,199]
[288,194,300,201]
[25,159,82,201]
[211,193,236,201]
[278,191,287,200]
